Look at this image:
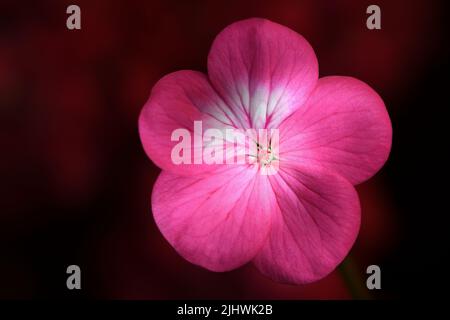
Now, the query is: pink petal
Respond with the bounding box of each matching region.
[139,70,235,175]
[151,166,274,271]
[207,18,318,129]
[253,163,361,284]
[280,76,392,185]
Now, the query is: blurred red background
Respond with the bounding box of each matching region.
[0,0,448,299]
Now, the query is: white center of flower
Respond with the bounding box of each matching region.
[256,144,276,167]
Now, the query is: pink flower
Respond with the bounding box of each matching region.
[139,18,392,284]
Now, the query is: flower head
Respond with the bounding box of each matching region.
[139,18,392,284]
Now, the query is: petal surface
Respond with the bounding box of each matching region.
[208,18,318,129]
[139,70,235,175]
[280,76,392,185]
[151,166,274,271]
[253,163,360,284]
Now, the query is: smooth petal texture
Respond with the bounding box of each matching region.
[253,163,361,284]
[139,70,235,175]
[280,76,392,185]
[152,166,275,272]
[208,18,318,129]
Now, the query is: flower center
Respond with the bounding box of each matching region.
[256,144,276,167]
[246,131,280,175]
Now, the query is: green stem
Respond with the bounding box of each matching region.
[338,256,371,300]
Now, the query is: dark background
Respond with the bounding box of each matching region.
[0,0,448,299]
